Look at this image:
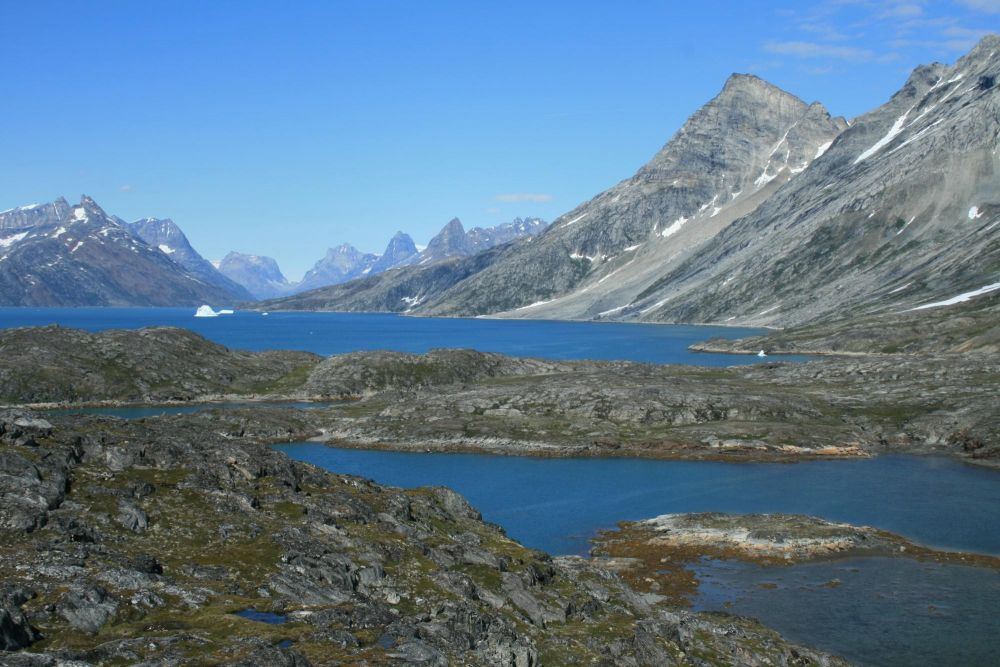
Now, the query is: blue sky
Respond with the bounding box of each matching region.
[2,1,998,279]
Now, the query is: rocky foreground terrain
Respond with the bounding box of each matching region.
[3,325,999,664]
[0,409,849,665]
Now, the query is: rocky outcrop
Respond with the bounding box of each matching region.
[0,410,847,665]
[307,349,1000,465]
[0,326,320,404]
[304,349,569,397]
[593,512,1000,607]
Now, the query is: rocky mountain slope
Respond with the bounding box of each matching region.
[691,286,1000,355]
[128,218,253,301]
[217,252,292,299]
[414,74,846,318]
[0,197,243,307]
[602,35,1000,327]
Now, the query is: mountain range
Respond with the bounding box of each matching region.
[0,194,546,306]
[0,197,239,307]
[219,217,546,299]
[258,35,1000,328]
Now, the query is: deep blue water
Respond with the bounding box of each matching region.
[0,307,805,366]
[276,445,1000,667]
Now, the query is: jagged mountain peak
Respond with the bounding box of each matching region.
[76,194,107,219]
[0,194,242,306]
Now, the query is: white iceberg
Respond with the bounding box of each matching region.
[218,309,235,315]
[757,350,767,358]
[194,305,219,318]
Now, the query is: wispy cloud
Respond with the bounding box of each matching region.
[958,0,1000,13]
[764,40,875,61]
[762,0,996,71]
[119,184,134,193]
[495,193,553,203]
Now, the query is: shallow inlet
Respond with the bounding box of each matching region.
[275,445,1000,667]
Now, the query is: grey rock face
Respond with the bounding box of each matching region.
[417,74,846,318]
[128,218,253,301]
[420,218,474,261]
[294,243,379,294]
[58,585,118,634]
[0,601,36,651]
[117,500,149,533]
[367,231,418,273]
[0,198,72,233]
[0,196,242,307]
[622,35,1000,327]
[218,251,291,299]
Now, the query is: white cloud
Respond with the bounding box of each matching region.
[495,193,554,203]
[764,40,876,61]
[119,184,134,193]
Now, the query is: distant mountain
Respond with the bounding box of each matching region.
[401,216,549,267]
[294,244,379,294]
[217,252,290,299]
[256,216,548,310]
[416,218,474,263]
[367,232,418,274]
[467,217,547,253]
[255,244,516,313]
[0,196,239,307]
[128,217,253,301]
